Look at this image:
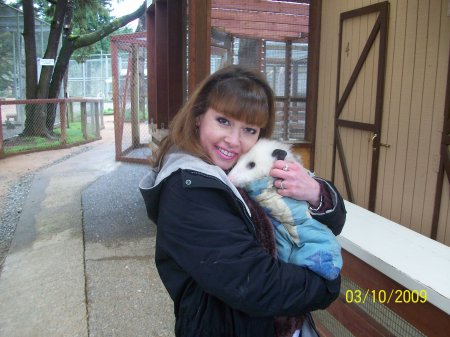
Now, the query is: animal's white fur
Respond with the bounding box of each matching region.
[228,138,299,187]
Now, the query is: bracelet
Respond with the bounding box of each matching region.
[308,194,323,212]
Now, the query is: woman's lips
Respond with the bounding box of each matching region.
[216,146,238,160]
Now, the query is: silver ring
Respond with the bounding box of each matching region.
[280,180,285,190]
[282,163,289,171]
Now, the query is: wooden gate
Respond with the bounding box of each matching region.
[332,2,388,211]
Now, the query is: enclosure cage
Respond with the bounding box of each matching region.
[0,3,50,101]
[67,53,113,101]
[110,31,150,163]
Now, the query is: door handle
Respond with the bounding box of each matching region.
[370,133,390,149]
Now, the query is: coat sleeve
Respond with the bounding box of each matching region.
[156,173,340,317]
[310,178,347,236]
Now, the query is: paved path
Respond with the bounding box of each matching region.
[0,121,174,336]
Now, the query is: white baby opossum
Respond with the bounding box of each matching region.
[228,138,342,280]
[228,138,298,187]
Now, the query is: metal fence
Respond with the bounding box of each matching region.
[0,98,103,157]
[211,34,308,142]
[0,4,50,100]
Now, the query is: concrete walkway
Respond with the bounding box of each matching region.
[0,131,174,336]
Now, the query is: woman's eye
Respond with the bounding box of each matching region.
[244,127,258,135]
[217,117,230,126]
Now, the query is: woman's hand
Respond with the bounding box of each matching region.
[270,160,321,207]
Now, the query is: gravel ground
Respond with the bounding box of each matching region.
[0,146,91,268]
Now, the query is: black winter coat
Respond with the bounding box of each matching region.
[140,159,345,337]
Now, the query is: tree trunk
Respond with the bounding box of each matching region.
[22,0,37,98]
[36,0,68,100]
[47,38,75,131]
[24,1,146,134]
[45,2,143,130]
[22,0,48,136]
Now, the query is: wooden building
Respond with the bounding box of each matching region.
[145,0,449,247]
[314,1,450,246]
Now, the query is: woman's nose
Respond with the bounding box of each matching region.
[225,128,240,146]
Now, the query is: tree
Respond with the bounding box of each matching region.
[20,0,146,137]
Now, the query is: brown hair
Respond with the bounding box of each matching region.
[154,65,275,166]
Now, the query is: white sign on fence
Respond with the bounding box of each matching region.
[38,58,55,66]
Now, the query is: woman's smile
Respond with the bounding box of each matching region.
[216,146,238,160]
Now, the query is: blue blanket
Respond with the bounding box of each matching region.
[245,177,342,280]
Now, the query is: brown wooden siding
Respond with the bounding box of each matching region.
[315,0,450,245]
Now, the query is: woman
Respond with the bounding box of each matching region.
[140,65,346,337]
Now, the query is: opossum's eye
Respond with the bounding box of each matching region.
[247,162,256,169]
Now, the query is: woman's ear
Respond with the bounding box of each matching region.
[272,149,287,161]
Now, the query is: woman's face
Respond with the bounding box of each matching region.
[197,108,261,170]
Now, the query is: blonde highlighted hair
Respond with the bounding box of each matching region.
[154,65,275,166]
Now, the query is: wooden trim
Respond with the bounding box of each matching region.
[211,8,309,26]
[155,1,169,128]
[336,119,376,132]
[146,6,155,123]
[283,41,292,140]
[188,0,211,94]
[209,24,306,40]
[337,250,450,337]
[431,47,450,239]
[333,2,389,211]
[167,0,183,121]
[211,0,309,16]
[335,129,354,201]
[0,105,4,156]
[336,15,381,115]
[306,0,321,171]
[369,2,389,211]
[110,38,121,160]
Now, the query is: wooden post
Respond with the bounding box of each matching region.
[81,101,87,139]
[147,5,156,127]
[188,0,211,94]
[307,0,322,171]
[111,37,122,160]
[60,101,67,145]
[94,102,101,138]
[99,100,104,129]
[0,104,4,156]
[131,45,140,147]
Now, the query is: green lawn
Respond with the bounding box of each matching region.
[4,122,98,155]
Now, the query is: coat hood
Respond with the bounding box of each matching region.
[139,149,250,223]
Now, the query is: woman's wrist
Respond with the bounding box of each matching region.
[306,179,321,207]
[308,193,323,211]
[308,179,334,213]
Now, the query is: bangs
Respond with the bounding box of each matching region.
[207,78,270,128]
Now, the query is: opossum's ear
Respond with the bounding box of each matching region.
[272,149,287,161]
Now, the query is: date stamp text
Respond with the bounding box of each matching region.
[345,289,427,304]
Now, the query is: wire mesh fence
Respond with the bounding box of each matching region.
[111,32,150,164]
[211,33,308,143]
[0,98,103,157]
